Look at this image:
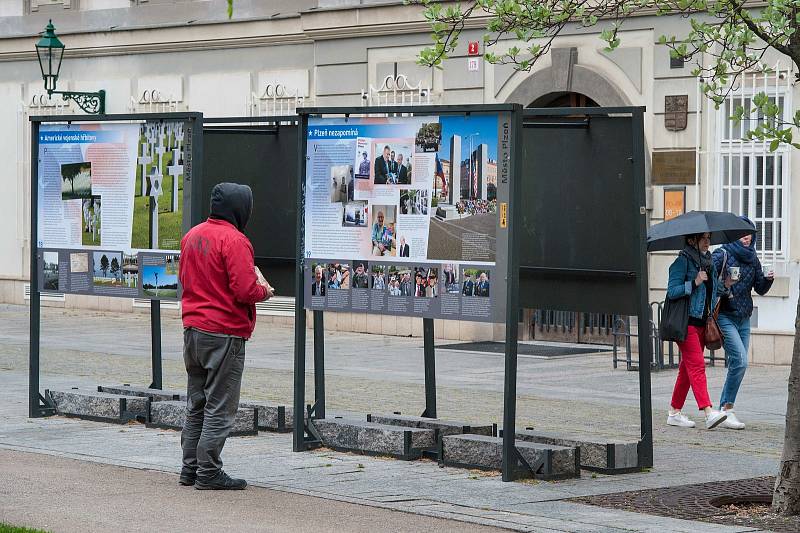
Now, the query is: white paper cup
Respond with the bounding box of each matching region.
[729,266,740,280]
[762,264,773,277]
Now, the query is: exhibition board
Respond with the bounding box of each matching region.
[34,116,201,301]
[29,112,202,418]
[301,111,514,323]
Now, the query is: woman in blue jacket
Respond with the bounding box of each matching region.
[711,217,774,429]
[666,232,729,430]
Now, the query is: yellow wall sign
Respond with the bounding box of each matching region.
[664,188,686,221]
[500,202,508,228]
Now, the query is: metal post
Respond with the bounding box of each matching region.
[293,113,309,452]
[501,106,523,482]
[631,108,654,468]
[422,318,437,418]
[29,120,42,418]
[313,310,325,419]
[149,300,163,390]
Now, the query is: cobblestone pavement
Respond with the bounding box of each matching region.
[0,304,790,532]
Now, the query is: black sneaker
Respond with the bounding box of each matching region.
[179,469,197,486]
[195,470,247,490]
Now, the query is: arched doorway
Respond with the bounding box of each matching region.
[520,89,617,345]
[529,91,599,108]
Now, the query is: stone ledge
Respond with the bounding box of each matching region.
[441,434,578,480]
[311,418,435,460]
[147,401,258,437]
[510,429,640,474]
[367,413,494,437]
[47,389,149,423]
[98,384,186,402]
[239,400,293,432]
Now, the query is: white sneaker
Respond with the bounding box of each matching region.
[667,412,696,428]
[705,410,728,430]
[720,410,745,430]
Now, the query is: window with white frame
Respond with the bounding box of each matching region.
[716,70,791,256]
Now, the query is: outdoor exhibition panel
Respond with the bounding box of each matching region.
[293,105,524,480]
[201,118,298,296]
[301,110,515,322]
[518,107,652,468]
[29,112,203,418]
[34,115,199,301]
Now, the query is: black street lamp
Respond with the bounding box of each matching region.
[35,20,105,114]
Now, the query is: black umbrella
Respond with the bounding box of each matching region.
[647,210,755,251]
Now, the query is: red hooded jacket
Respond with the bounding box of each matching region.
[179,184,266,339]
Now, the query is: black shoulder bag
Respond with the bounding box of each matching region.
[659,252,690,342]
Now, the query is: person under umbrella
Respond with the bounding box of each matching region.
[665,232,732,430]
[711,217,774,430]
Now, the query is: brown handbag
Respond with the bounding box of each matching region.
[704,300,724,350]
[704,250,726,350]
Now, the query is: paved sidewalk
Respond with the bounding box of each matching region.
[1,449,507,533]
[0,304,790,532]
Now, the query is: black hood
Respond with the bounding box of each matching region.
[209,182,253,232]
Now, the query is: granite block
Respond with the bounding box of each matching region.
[98,384,186,402]
[442,434,577,479]
[367,413,494,437]
[48,389,149,422]
[239,400,293,431]
[147,401,257,436]
[312,418,435,459]
[512,430,639,472]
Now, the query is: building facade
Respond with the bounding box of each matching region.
[0,0,796,363]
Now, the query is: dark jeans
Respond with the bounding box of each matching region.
[181,328,245,480]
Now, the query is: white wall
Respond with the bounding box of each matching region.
[0,82,24,279]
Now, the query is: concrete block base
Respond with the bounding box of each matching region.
[367,413,494,437]
[98,384,186,402]
[147,401,258,437]
[511,429,640,474]
[239,400,293,432]
[441,434,578,480]
[47,389,149,423]
[311,418,436,459]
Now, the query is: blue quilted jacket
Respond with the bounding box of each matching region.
[712,247,773,319]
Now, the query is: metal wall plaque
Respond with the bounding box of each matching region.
[652,150,696,185]
[664,95,688,131]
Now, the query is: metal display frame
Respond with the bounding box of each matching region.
[517,107,652,475]
[28,112,202,418]
[292,104,525,472]
[199,116,300,295]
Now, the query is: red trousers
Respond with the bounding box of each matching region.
[671,325,712,410]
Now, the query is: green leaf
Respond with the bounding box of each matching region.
[769,139,780,151]
[227,0,233,19]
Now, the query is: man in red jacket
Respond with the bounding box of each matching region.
[178,182,273,490]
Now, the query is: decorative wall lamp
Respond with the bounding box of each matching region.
[35,20,105,114]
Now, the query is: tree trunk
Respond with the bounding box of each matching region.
[773,278,800,515]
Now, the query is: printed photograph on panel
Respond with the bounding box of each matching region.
[92,251,123,287]
[330,165,354,203]
[310,263,327,296]
[369,264,386,290]
[132,121,185,250]
[42,251,59,291]
[351,261,370,289]
[461,268,490,297]
[60,162,92,200]
[81,196,102,246]
[370,206,397,257]
[427,114,499,262]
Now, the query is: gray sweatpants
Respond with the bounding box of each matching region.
[181,328,245,480]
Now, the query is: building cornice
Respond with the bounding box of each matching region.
[0,1,769,62]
